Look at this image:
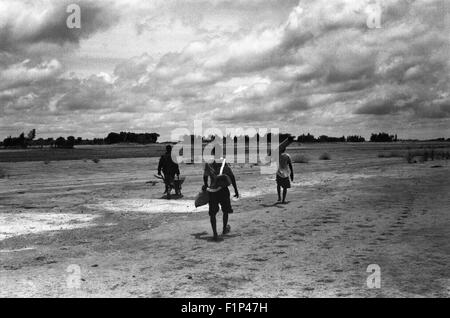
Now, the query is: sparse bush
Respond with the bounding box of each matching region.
[406,152,415,164]
[378,152,403,158]
[405,149,450,164]
[319,153,331,160]
[292,154,310,163]
[92,158,100,164]
[44,160,50,165]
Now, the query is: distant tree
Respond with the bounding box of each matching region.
[27,129,36,141]
[18,133,26,148]
[315,135,346,143]
[46,138,55,148]
[3,136,12,148]
[105,132,122,144]
[297,133,316,143]
[36,138,45,148]
[66,136,75,149]
[280,133,294,144]
[55,137,66,148]
[105,132,159,144]
[346,135,366,142]
[370,132,396,142]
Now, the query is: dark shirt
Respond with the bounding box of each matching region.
[158,153,180,176]
[204,161,234,191]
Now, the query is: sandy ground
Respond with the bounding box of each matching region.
[0,143,449,297]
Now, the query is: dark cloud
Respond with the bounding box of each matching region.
[0,0,119,53]
[1,0,449,139]
[355,98,402,115]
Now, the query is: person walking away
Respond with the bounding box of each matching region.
[158,145,180,199]
[203,158,239,241]
[276,147,294,204]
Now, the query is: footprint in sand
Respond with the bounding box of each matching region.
[317,278,336,284]
[251,257,269,262]
[332,269,344,273]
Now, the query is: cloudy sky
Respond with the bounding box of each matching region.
[0,0,449,141]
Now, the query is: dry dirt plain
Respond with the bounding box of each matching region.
[0,142,449,297]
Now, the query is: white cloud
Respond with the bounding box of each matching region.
[0,0,449,139]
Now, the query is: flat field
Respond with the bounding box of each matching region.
[0,142,449,297]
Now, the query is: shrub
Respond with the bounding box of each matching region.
[0,168,6,179]
[92,158,100,164]
[292,154,310,163]
[406,152,415,164]
[405,149,450,163]
[319,153,331,160]
[378,152,403,158]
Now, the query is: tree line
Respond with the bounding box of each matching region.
[2,130,449,149]
[1,131,160,149]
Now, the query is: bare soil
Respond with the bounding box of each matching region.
[0,142,449,297]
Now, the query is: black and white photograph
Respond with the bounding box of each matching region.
[0,0,449,300]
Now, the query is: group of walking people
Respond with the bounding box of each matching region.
[157,143,294,241]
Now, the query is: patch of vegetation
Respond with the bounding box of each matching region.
[370,132,398,142]
[0,168,6,179]
[319,153,331,160]
[378,152,403,158]
[292,154,310,163]
[406,149,450,164]
[92,158,100,164]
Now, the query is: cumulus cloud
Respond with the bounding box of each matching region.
[0,59,63,90]
[0,0,119,53]
[1,0,449,139]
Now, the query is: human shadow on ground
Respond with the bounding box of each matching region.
[191,231,241,243]
[159,194,185,200]
[260,203,285,209]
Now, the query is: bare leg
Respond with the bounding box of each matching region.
[167,185,172,199]
[282,188,288,203]
[223,213,230,234]
[210,215,218,239]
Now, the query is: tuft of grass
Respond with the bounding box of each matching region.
[405,148,450,164]
[319,152,331,160]
[44,160,51,165]
[292,154,310,163]
[406,151,415,164]
[378,152,403,158]
[92,158,100,164]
